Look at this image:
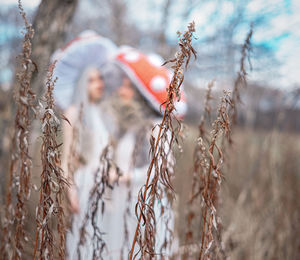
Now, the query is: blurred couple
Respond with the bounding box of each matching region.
[53,30,186,259]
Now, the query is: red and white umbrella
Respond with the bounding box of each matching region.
[114,47,187,118]
[52,30,117,110]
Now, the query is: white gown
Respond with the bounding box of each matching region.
[66,104,109,260]
[101,131,146,260]
[102,124,177,260]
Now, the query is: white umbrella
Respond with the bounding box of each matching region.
[51,30,117,110]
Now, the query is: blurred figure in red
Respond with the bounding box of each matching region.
[101,47,186,259]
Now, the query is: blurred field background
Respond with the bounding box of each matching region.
[175,126,300,259]
[0,0,299,259]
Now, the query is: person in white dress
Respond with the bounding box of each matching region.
[101,47,187,259]
[61,67,110,259]
[51,31,117,259]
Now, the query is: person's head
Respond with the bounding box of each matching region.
[73,67,105,107]
[118,76,162,119]
[102,62,160,117]
[87,68,105,103]
[117,77,135,102]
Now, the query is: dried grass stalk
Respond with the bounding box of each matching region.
[129,22,196,260]
[120,126,148,259]
[198,91,232,260]
[229,25,253,127]
[76,145,121,260]
[184,80,215,253]
[183,26,253,259]
[66,105,82,186]
[0,1,36,258]
[33,63,68,259]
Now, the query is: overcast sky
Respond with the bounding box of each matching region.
[129,0,300,89]
[2,0,299,90]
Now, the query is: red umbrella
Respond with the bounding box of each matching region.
[115,47,187,117]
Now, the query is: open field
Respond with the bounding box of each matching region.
[175,126,300,259]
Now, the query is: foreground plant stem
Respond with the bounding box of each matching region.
[129,112,167,259]
[129,22,196,259]
[0,1,36,259]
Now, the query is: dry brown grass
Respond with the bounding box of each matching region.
[221,129,300,259]
[0,1,36,258]
[1,4,299,260]
[76,144,121,260]
[175,126,300,260]
[129,22,196,259]
[177,26,253,260]
[33,63,68,260]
